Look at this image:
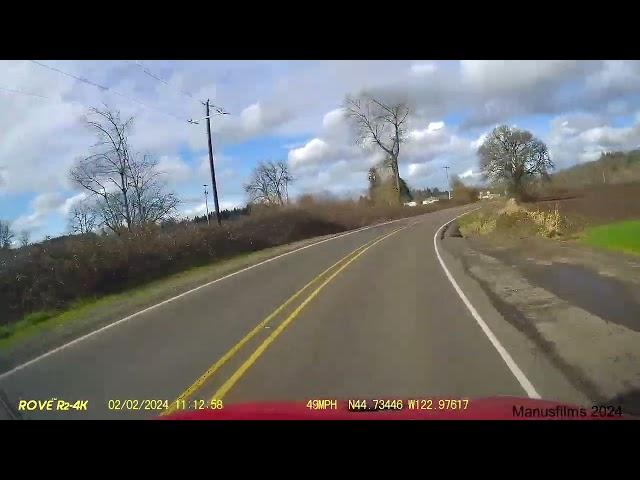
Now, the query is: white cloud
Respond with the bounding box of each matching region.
[408,163,431,178]
[240,102,262,132]
[459,169,482,179]
[59,192,87,216]
[234,101,292,138]
[408,121,445,141]
[32,192,65,214]
[460,60,583,92]
[11,192,65,233]
[322,108,345,130]
[548,113,640,168]
[427,121,445,132]
[288,138,330,168]
[471,133,488,150]
[410,63,437,76]
[155,155,192,184]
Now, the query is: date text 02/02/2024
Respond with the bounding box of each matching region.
[107,399,224,411]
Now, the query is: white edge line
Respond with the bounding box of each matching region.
[0,215,414,381]
[433,209,541,399]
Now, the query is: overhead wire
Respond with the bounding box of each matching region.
[0,85,50,100]
[29,60,191,122]
[127,60,228,113]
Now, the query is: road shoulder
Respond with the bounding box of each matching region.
[437,228,592,409]
[441,227,640,415]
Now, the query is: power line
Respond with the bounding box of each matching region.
[0,85,50,100]
[0,85,93,111]
[29,60,190,122]
[127,60,226,113]
[130,60,197,100]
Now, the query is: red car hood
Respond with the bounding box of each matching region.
[160,397,628,420]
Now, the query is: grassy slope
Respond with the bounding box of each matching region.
[580,220,640,255]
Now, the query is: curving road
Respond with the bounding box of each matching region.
[0,206,577,420]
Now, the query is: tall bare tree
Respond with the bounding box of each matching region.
[69,107,178,233]
[244,161,293,205]
[478,125,554,198]
[345,95,410,203]
[0,220,14,249]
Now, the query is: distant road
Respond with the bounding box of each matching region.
[0,205,536,419]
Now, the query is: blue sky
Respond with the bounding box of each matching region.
[2,60,640,242]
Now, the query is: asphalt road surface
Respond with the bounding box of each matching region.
[0,206,558,419]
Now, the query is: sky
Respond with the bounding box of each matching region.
[2,60,640,242]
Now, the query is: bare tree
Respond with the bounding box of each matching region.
[69,107,178,233]
[244,161,294,205]
[127,153,179,224]
[18,230,30,247]
[0,220,14,249]
[68,200,99,235]
[345,95,410,203]
[478,125,554,198]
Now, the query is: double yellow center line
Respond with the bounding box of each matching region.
[162,223,410,416]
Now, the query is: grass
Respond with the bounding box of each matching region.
[0,236,332,351]
[0,310,59,341]
[580,220,640,255]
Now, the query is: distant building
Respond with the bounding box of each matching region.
[478,190,502,200]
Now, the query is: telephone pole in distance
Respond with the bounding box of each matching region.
[443,165,451,200]
[203,184,210,226]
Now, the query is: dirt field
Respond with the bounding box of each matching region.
[528,182,640,226]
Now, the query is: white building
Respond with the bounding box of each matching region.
[422,197,440,205]
[478,190,502,200]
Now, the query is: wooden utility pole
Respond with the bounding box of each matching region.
[188,100,228,226]
[205,99,222,226]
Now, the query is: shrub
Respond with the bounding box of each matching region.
[459,212,497,236]
[451,180,479,204]
[526,204,563,237]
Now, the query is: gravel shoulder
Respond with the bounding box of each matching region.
[443,223,640,415]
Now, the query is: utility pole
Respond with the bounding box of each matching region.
[443,165,451,200]
[203,184,210,226]
[188,100,229,226]
[205,100,222,225]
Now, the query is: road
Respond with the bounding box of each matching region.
[0,206,551,419]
